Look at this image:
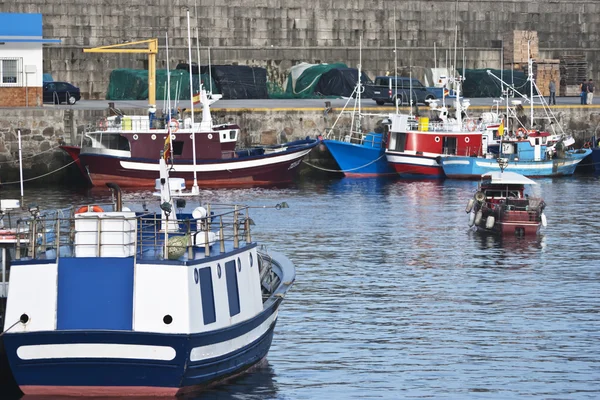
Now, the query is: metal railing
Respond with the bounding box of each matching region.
[9,204,255,262]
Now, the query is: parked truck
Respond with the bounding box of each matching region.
[369,76,436,106]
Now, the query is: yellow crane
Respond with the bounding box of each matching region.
[83,39,158,108]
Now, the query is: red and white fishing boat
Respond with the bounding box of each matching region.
[62,89,318,188]
[465,169,547,236]
[384,75,499,178]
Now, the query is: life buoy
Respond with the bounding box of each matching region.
[474,191,485,202]
[169,120,180,133]
[466,119,476,132]
[75,205,104,214]
[98,118,108,131]
[516,127,527,137]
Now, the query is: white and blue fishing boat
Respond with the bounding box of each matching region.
[441,47,591,179]
[321,40,395,177]
[440,132,591,178]
[1,157,296,396]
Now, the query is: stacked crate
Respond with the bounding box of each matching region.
[534,60,560,96]
[503,30,560,96]
[559,55,588,96]
[503,30,539,66]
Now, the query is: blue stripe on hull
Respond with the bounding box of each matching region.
[323,139,395,176]
[442,154,588,178]
[4,299,282,393]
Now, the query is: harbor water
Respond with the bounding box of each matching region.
[2,174,600,399]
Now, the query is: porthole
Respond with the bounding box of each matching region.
[208,133,213,140]
[163,315,173,325]
[193,268,199,284]
[171,134,176,140]
[133,134,139,140]
[237,257,242,272]
[249,253,253,267]
[151,134,156,140]
[465,137,470,143]
[435,136,441,143]
[217,263,222,278]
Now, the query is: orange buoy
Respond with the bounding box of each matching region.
[75,205,104,214]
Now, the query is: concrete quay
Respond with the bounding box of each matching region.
[1,98,599,186]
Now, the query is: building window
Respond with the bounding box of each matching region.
[0,58,22,86]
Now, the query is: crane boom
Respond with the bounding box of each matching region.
[84,39,158,107]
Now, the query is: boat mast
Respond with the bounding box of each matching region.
[357,35,362,133]
[165,33,174,166]
[186,9,199,194]
[528,40,534,130]
[393,6,399,115]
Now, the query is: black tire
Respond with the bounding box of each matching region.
[68,95,77,105]
[375,100,385,106]
[425,95,435,104]
[394,95,403,106]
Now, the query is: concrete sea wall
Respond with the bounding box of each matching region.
[3,1,600,99]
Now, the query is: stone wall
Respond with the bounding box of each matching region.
[3,1,600,100]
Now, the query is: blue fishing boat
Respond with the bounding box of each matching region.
[322,132,394,177]
[441,133,591,178]
[321,43,395,177]
[441,51,591,179]
[1,157,296,396]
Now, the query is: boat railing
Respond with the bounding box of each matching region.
[9,204,255,262]
[482,197,545,214]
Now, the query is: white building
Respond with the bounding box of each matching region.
[0,12,60,107]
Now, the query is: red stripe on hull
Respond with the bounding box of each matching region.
[20,385,178,397]
[390,163,444,178]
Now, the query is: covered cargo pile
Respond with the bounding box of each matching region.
[276,62,349,99]
[462,69,528,98]
[106,69,218,101]
[177,64,268,99]
[314,67,375,98]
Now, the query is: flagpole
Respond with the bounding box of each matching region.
[165,32,174,166]
[187,9,199,194]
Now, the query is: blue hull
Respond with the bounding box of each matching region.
[323,137,395,176]
[441,150,591,179]
[3,298,281,396]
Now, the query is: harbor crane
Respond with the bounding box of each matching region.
[83,39,158,108]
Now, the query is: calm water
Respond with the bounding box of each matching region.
[3,174,600,399]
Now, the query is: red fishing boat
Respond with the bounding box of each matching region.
[384,75,500,178]
[61,90,318,188]
[465,170,547,236]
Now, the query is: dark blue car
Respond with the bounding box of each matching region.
[43,81,81,105]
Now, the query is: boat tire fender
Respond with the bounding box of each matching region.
[541,213,547,227]
[465,198,475,213]
[468,210,476,227]
[474,191,485,202]
[474,210,483,226]
[485,215,495,229]
[466,119,476,132]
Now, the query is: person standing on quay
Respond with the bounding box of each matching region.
[580,80,588,105]
[549,80,556,105]
[587,79,594,105]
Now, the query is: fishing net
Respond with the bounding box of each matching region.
[106,69,219,101]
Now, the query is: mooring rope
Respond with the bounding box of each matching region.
[302,153,387,173]
[0,320,22,337]
[1,159,78,185]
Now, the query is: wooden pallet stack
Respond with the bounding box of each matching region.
[559,55,588,96]
[534,60,560,96]
[503,30,539,66]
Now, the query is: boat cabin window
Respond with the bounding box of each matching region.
[94,134,130,151]
[484,190,520,198]
[198,267,216,325]
[172,141,184,156]
[229,130,237,140]
[391,132,406,152]
[443,137,457,155]
[225,260,241,316]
